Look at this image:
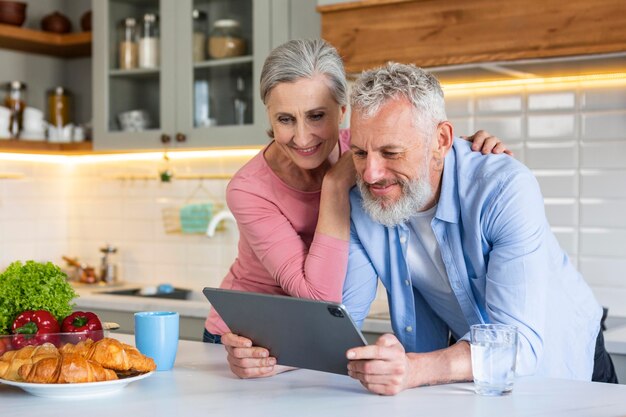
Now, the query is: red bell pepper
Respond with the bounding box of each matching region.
[61,311,103,342]
[0,337,12,356]
[11,310,61,348]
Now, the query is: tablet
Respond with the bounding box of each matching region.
[203,287,367,375]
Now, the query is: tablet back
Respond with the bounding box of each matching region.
[203,287,367,375]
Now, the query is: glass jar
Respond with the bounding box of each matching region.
[3,81,27,138]
[192,9,208,62]
[46,86,72,128]
[139,13,159,69]
[118,17,138,69]
[208,19,246,59]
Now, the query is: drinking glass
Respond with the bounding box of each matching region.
[470,323,518,396]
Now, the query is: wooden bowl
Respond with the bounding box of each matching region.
[40,11,72,34]
[0,1,27,27]
[80,10,91,32]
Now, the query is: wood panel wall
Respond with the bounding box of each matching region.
[318,0,626,73]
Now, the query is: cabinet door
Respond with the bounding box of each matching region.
[174,0,271,148]
[93,0,177,151]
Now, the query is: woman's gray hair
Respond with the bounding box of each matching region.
[260,39,347,106]
[350,62,447,134]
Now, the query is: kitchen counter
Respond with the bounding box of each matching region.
[2,334,626,417]
[71,283,393,338]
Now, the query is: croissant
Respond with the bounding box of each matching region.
[60,338,156,373]
[0,343,60,381]
[18,353,118,383]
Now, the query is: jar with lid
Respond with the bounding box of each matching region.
[208,19,246,59]
[139,13,159,69]
[3,81,27,138]
[118,17,138,69]
[47,86,72,128]
[192,9,208,62]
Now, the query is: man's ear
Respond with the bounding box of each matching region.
[436,121,454,156]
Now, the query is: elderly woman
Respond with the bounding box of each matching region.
[204,39,508,374]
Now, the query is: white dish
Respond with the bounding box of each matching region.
[0,371,154,399]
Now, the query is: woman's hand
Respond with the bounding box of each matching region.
[463,130,513,156]
[323,150,356,192]
[222,332,278,378]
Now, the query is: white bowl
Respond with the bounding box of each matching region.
[117,110,151,132]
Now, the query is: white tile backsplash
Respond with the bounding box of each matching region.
[581,141,626,169]
[527,114,576,139]
[525,141,578,169]
[474,116,524,139]
[581,112,626,140]
[582,87,626,110]
[476,95,523,113]
[528,92,576,110]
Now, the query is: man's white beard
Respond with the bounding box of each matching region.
[357,175,433,227]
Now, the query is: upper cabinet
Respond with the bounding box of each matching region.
[93,0,270,151]
[318,0,626,74]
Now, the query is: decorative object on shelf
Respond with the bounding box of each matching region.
[0,105,10,139]
[118,17,138,69]
[46,86,72,128]
[2,81,26,139]
[208,19,246,59]
[159,151,173,183]
[80,10,91,32]
[233,77,247,125]
[117,109,151,132]
[40,11,72,34]
[20,107,46,141]
[139,13,159,69]
[194,79,216,127]
[99,244,118,285]
[192,9,207,62]
[0,1,27,27]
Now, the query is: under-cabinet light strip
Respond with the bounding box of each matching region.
[0,148,262,164]
[443,72,626,92]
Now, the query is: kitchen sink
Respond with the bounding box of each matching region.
[98,287,192,300]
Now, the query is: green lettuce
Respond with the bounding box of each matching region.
[0,261,78,334]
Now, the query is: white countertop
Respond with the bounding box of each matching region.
[2,334,626,417]
[72,283,393,335]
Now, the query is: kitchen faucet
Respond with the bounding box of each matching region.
[206,210,236,237]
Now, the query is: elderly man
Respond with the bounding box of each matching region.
[341,62,616,395]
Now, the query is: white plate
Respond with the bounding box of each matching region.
[0,371,154,399]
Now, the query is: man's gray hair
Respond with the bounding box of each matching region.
[260,39,347,106]
[350,62,447,133]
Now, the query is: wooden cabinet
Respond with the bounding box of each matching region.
[93,0,268,151]
[318,0,626,73]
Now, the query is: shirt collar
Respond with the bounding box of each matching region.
[434,140,460,224]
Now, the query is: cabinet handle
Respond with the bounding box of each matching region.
[160,134,171,144]
[176,133,187,143]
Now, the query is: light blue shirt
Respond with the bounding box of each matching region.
[342,138,602,380]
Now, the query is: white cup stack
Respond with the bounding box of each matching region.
[20,107,47,141]
[0,106,11,139]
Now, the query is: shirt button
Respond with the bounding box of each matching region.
[400,236,407,244]
[405,326,413,333]
[404,279,410,286]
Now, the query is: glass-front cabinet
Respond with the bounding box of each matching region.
[93,0,270,150]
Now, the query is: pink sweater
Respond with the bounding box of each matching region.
[205,130,352,334]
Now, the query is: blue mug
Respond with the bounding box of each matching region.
[134,311,179,371]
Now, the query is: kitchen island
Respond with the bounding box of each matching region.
[2,335,625,417]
